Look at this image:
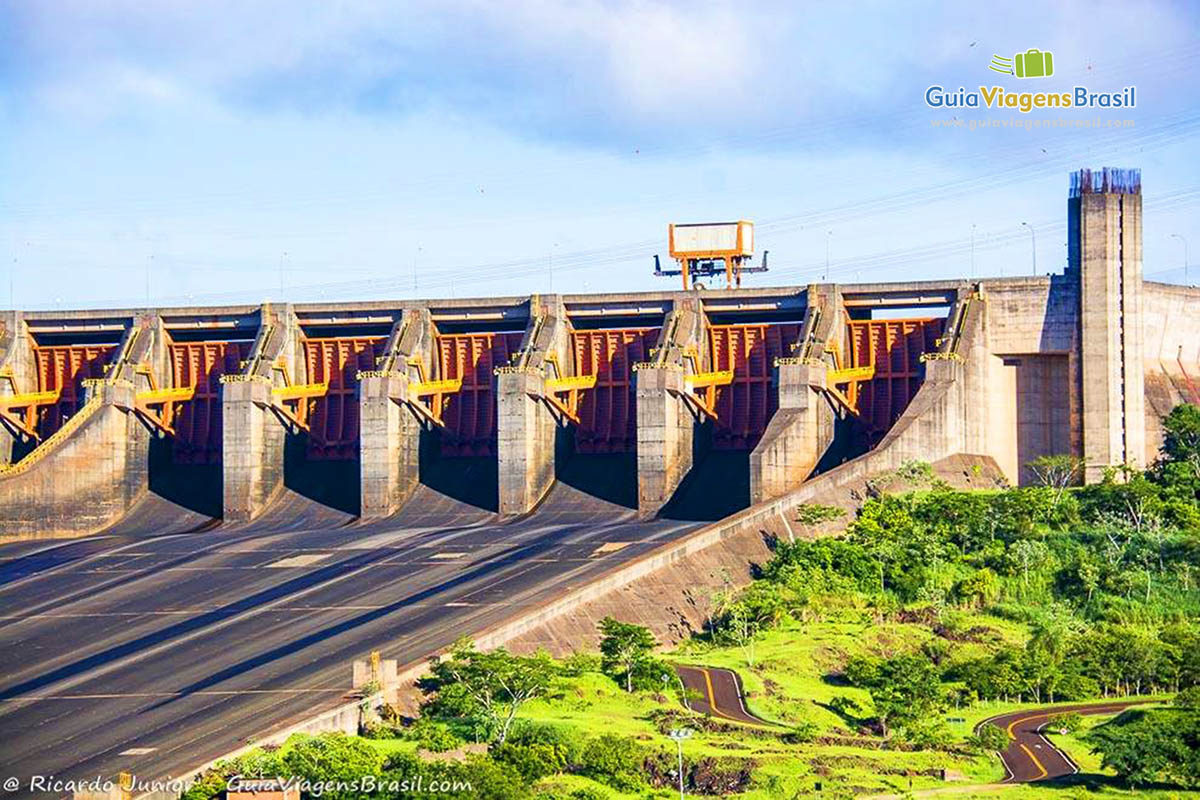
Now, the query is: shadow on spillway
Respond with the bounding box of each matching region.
[281,434,360,517]
[555,452,638,510]
[144,437,224,522]
[419,453,499,514]
[658,450,751,522]
[0,458,690,703]
[59,422,754,541]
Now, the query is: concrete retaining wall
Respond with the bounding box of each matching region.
[504,453,1001,656]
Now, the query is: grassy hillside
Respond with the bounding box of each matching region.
[183,408,1200,799]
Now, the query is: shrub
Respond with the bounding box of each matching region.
[794,503,846,527]
[178,748,285,800]
[576,734,645,791]
[533,787,610,800]
[827,695,864,720]
[896,719,954,750]
[1046,712,1085,734]
[491,722,581,782]
[179,771,228,800]
[359,719,400,739]
[782,719,821,744]
[1175,687,1200,709]
[280,732,386,796]
[403,717,463,753]
[379,755,529,799]
[969,723,1010,753]
[491,741,568,782]
[565,789,610,800]
[560,651,603,677]
[896,460,935,484]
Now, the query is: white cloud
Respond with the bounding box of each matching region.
[7,0,1198,145]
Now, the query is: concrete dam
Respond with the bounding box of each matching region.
[0,168,1192,538]
[1,168,1198,788]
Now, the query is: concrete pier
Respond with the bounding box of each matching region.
[222,304,302,522]
[636,296,706,516]
[749,286,835,503]
[359,309,435,518]
[750,361,833,504]
[497,295,572,515]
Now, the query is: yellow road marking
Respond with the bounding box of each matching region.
[1007,712,1054,736]
[1019,743,1048,780]
[699,667,745,723]
[702,668,720,715]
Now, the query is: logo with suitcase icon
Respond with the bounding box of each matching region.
[989,49,1054,78]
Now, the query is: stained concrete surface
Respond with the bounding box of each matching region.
[0,469,701,793]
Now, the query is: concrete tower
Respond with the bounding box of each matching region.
[1068,168,1145,482]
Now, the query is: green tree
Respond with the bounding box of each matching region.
[1087,706,1200,788]
[598,617,657,693]
[576,734,646,791]
[1076,553,1102,603]
[1161,404,1200,476]
[1010,539,1050,590]
[952,568,999,609]
[423,639,556,743]
[844,653,945,738]
[1023,604,1083,703]
[280,733,386,799]
[718,582,786,666]
[914,489,991,554]
[1028,454,1083,508]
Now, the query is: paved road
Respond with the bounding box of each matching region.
[978,700,1153,782]
[0,478,700,797]
[675,665,770,726]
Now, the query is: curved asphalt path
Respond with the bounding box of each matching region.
[0,475,701,798]
[675,665,772,726]
[977,699,1155,782]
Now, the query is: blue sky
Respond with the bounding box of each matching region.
[1,1,1199,309]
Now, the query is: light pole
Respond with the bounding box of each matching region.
[278,251,288,300]
[667,728,692,800]
[1021,222,1036,276]
[1171,233,1189,285]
